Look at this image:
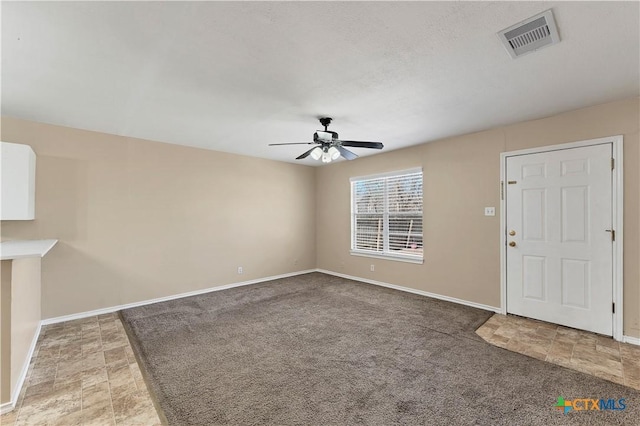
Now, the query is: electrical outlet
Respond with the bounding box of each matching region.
[370,264,375,272]
[484,207,496,216]
[237,266,243,274]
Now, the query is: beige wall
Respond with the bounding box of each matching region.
[316,97,640,338]
[0,118,317,319]
[9,258,41,398]
[1,260,12,404]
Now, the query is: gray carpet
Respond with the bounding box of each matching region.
[120,273,639,425]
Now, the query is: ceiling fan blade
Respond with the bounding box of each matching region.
[336,145,358,161]
[296,147,319,160]
[268,142,316,146]
[338,140,384,149]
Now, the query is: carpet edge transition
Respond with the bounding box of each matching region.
[118,309,169,426]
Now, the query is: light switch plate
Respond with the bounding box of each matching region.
[484,207,496,216]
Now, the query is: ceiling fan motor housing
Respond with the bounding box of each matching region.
[314,131,338,143]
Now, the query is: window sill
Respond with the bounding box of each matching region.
[350,250,424,264]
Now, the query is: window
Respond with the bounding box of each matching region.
[350,168,423,263]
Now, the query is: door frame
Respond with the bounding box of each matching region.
[499,135,624,340]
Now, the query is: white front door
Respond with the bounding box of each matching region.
[505,143,613,335]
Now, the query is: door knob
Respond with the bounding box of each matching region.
[509,241,516,247]
[509,230,516,236]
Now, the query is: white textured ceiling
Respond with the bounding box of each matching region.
[2,2,639,165]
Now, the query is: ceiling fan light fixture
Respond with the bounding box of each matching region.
[321,150,332,163]
[328,146,340,160]
[310,147,322,160]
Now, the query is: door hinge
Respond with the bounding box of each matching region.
[500,181,504,200]
[612,302,615,314]
[606,229,615,242]
[611,158,615,170]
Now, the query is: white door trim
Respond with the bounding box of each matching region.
[499,135,624,341]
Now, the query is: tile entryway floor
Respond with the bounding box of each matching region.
[2,312,639,425]
[0,313,160,426]
[476,314,640,390]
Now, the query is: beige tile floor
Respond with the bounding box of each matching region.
[0,313,160,426]
[2,312,639,425]
[477,314,640,390]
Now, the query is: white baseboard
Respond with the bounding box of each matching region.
[0,321,42,415]
[0,401,14,415]
[623,335,640,346]
[41,269,317,325]
[317,269,502,313]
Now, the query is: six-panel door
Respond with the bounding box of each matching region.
[506,144,613,335]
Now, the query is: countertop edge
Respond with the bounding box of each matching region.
[0,239,59,260]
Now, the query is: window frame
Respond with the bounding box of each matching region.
[350,167,424,264]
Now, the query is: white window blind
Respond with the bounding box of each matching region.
[351,168,423,262]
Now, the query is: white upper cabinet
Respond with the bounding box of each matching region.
[0,142,36,220]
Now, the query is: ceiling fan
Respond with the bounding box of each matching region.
[269,117,384,163]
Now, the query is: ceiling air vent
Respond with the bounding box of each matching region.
[498,9,560,59]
